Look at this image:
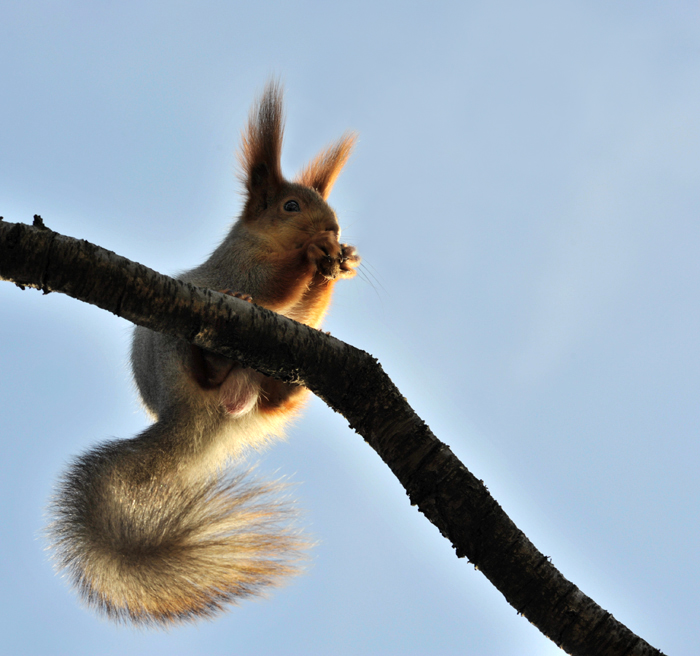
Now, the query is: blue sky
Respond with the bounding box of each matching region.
[1,2,699,654]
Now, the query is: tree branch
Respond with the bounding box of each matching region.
[0,217,665,656]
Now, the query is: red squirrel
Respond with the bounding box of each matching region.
[49,81,360,626]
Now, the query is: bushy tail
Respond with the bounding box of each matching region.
[48,441,306,627]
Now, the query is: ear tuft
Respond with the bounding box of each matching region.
[295,132,357,200]
[238,80,285,196]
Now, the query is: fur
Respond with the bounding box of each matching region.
[48,81,360,626]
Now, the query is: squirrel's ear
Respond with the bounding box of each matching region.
[238,80,285,199]
[296,132,357,200]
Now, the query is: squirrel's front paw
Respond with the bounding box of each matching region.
[338,244,360,279]
[307,231,344,280]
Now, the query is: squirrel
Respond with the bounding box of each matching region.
[48,81,360,627]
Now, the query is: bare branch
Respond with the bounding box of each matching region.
[0,218,665,656]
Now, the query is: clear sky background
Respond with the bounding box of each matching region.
[1,2,699,655]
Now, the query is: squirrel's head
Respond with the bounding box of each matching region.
[237,80,356,242]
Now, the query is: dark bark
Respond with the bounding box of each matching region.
[0,217,666,656]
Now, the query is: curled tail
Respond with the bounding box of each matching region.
[48,439,306,626]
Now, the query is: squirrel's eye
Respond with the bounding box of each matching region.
[283,200,301,212]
